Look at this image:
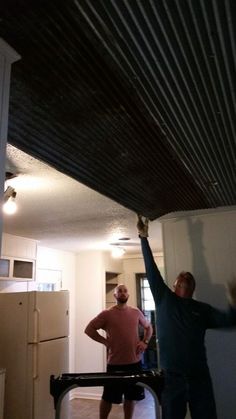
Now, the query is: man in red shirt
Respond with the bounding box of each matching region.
[85,284,153,419]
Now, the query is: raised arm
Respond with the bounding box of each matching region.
[137,215,168,303]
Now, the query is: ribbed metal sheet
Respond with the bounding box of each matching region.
[1,0,236,219]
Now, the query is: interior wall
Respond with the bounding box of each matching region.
[161,206,236,419]
[74,250,123,399]
[37,245,77,372]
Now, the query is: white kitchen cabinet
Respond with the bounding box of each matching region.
[0,257,35,281]
[1,233,37,259]
[0,234,37,281]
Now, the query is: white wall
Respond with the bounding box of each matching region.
[161,206,236,419]
[74,250,123,398]
[37,245,77,372]
[75,250,107,375]
[74,250,104,400]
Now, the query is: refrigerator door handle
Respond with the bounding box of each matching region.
[33,307,40,342]
[33,343,38,379]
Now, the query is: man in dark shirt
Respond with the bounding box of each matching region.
[137,215,236,419]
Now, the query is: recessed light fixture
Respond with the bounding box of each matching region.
[111,247,125,258]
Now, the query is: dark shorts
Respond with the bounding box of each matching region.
[102,362,145,404]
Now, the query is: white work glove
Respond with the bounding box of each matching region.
[226,278,236,307]
[137,215,149,238]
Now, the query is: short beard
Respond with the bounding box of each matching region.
[116,296,128,304]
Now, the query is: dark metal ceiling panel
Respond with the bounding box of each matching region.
[1,0,236,219]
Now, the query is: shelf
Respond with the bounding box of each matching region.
[13,260,33,279]
[106,283,117,289]
[0,259,10,278]
[0,257,35,281]
[105,272,118,308]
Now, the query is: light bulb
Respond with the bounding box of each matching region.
[111,247,125,258]
[3,198,17,215]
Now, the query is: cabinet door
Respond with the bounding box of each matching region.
[2,233,37,259]
[0,258,10,278]
[13,259,35,280]
[0,257,35,281]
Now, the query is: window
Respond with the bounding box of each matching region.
[35,268,62,291]
[0,259,10,277]
[36,283,57,291]
[140,278,155,311]
[136,273,158,369]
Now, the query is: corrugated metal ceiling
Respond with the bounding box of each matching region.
[1,0,236,219]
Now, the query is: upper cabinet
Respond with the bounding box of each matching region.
[0,233,37,281]
[1,233,37,259]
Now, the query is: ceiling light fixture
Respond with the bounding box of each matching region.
[3,185,17,215]
[111,246,125,258]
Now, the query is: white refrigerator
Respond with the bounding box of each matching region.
[0,290,69,419]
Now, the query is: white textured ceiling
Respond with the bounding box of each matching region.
[3,145,162,254]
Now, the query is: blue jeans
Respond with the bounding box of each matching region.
[161,370,217,419]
